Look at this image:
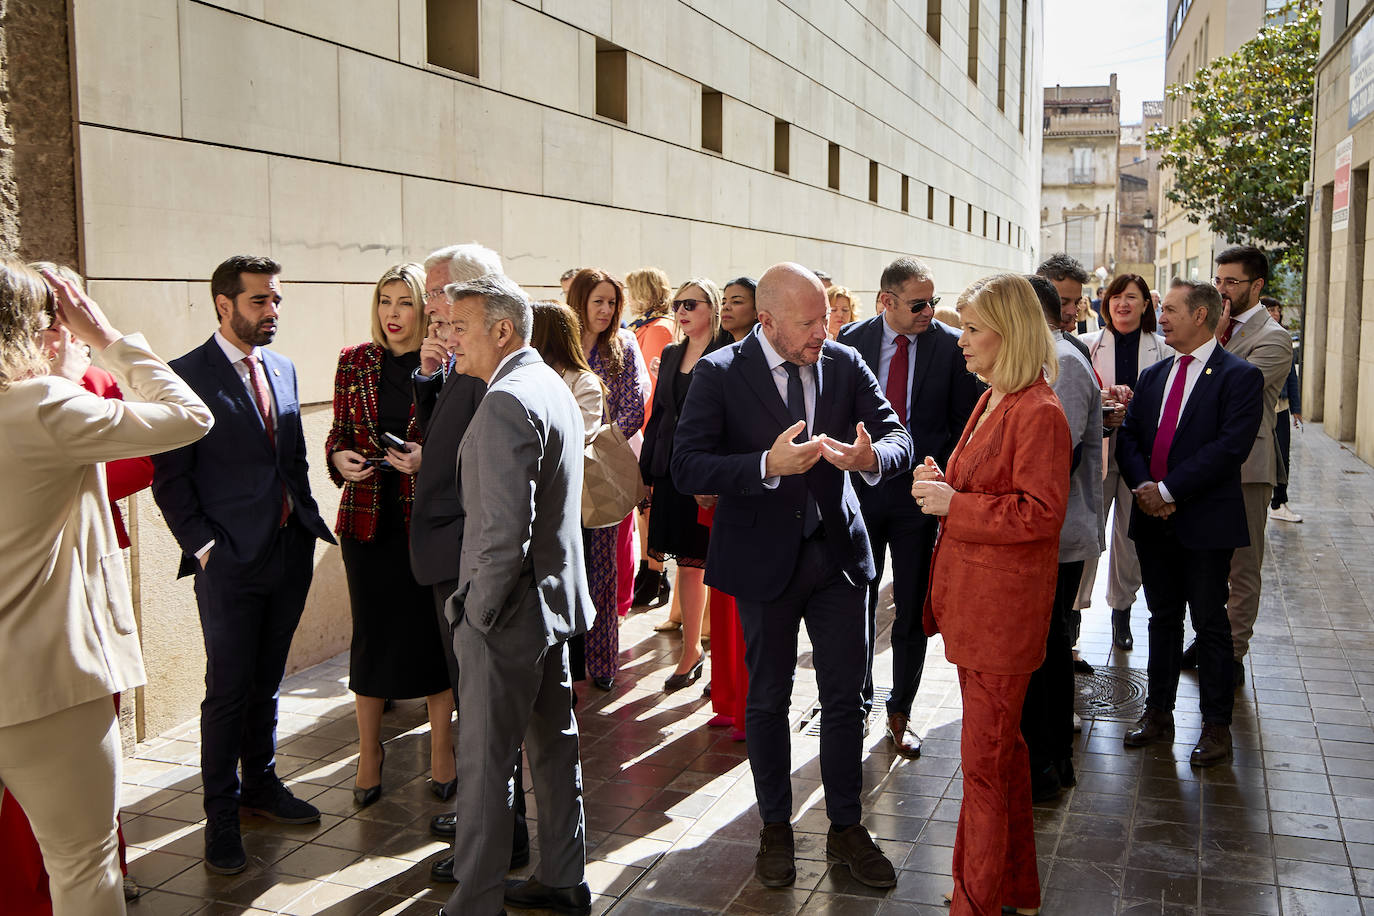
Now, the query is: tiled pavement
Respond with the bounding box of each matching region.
[118,423,1374,915]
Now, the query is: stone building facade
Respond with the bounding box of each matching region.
[1040,78,1120,276]
[3,0,1044,740]
[1117,100,1163,282]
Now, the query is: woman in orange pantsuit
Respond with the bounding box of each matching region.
[911,274,1071,916]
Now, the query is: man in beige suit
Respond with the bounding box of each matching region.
[1185,246,1293,687]
[0,261,212,915]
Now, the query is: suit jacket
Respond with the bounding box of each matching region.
[409,368,485,586]
[1225,311,1293,485]
[323,343,423,541]
[1053,335,1106,562]
[922,379,1071,674]
[1116,345,1265,550]
[1,335,212,727]
[670,331,913,603]
[639,330,732,482]
[445,349,595,644]
[151,336,333,578]
[81,366,157,549]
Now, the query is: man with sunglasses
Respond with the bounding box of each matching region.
[837,257,984,758]
[1178,246,1292,689]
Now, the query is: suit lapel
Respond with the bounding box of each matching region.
[812,347,832,436]
[858,318,884,372]
[739,334,793,431]
[204,338,274,454]
[907,328,937,410]
[262,350,293,455]
[1172,347,1224,443]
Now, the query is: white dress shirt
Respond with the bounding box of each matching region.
[1155,336,1217,503]
[876,319,918,426]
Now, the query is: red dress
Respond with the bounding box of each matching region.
[698,505,747,730]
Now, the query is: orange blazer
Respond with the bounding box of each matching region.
[923,376,1071,675]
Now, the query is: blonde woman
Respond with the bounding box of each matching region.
[826,285,861,338]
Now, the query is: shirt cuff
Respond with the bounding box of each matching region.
[1157,481,1175,504]
[413,367,440,383]
[858,468,881,486]
[195,540,215,560]
[760,452,780,489]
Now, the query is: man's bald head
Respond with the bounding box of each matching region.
[757,262,828,365]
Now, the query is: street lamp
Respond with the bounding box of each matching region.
[1142,209,1155,233]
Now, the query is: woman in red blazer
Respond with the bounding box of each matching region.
[912,274,1071,916]
[325,263,453,806]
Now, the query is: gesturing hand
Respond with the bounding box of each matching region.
[912,456,944,483]
[765,420,823,477]
[816,422,879,472]
[40,268,122,351]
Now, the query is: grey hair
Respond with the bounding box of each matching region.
[1175,280,1224,331]
[424,243,503,284]
[879,256,933,293]
[447,273,533,342]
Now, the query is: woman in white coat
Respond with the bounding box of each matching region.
[1078,273,1173,651]
[0,260,212,914]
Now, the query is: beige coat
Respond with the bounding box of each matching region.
[0,334,212,728]
[1225,311,1294,486]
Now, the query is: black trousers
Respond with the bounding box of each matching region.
[1020,560,1083,770]
[1136,532,1235,725]
[1272,410,1292,507]
[860,499,937,719]
[195,520,314,819]
[737,536,867,826]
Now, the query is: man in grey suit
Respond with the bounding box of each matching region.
[439,274,595,916]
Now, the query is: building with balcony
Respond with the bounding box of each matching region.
[1118,101,1164,282]
[1041,78,1120,276]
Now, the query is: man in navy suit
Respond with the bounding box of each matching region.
[673,263,912,891]
[837,256,982,758]
[151,255,335,874]
[1115,281,1264,767]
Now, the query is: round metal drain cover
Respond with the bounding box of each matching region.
[1075,666,1149,722]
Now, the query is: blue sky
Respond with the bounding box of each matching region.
[1042,0,1167,123]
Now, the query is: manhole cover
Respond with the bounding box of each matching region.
[797,687,891,736]
[1075,666,1148,722]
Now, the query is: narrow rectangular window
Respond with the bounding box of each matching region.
[927,0,942,45]
[927,185,936,220]
[968,0,979,84]
[967,203,973,232]
[701,88,723,154]
[949,195,956,226]
[774,120,790,174]
[983,210,989,236]
[901,175,911,213]
[828,143,841,191]
[426,0,479,78]
[997,0,1008,110]
[868,161,879,202]
[595,39,628,124]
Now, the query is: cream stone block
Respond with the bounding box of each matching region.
[269,159,403,283]
[635,60,698,149]
[637,213,692,281]
[724,98,771,172]
[339,50,457,180]
[543,0,612,38]
[544,109,615,205]
[340,283,382,347]
[264,0,399,58]
[664,2,716,90]
[664,146,715,223]
[579,205,641,275]
[749,47,784,122]
[80,126,270,280]
[86,281,205,364]
[480,0,504,88]
[268,284,349,405]
[709,29,752,104]
[612,0,667,64]
[838,147,868,200]
[612,131,668,214]
[73,0,182,136]
[688,221,733,278]
[704,159,751,225]
[179,0,340,161]
[501,193,584,287]
[399,0,426,66]
[452,84,543,193]
[400,177,504,263]
[789,127,829,189]
[500,1,581,111]
[192,0,263,14]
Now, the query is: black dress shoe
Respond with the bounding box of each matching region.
[1111,608,1134,650]
[826,823,897,888]
[755,822,795,887]
[204,811,246,875]
[1030,762,1062,803]
[886,713,922,759]
[1233,659,1246,690]
[1072,657,1095,675]
[1123,708,1175,748]
[591,677,615,691]
[664,656,704,692]
[1056,757,1077,788]
[240,781,320,824]
[1180,640,1199,670]
[430,854,456,883]
[631,568,662,607]
[504,877,592,915]
[430,812,457,837]
[1190,723,1232,767]
[353,741,384,807]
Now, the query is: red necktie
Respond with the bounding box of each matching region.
[1149,354,1194,482]
[1219,317,1240,347]
[886,335,910,428]
[247,357,291,526]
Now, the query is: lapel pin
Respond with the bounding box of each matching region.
[273,368,281,377]
[1205,368,1212,375]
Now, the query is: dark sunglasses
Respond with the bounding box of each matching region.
[907,297,940,312]
[673,298,709,312]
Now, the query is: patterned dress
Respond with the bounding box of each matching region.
[581,333,646,680]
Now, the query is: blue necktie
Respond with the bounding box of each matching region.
[783,363,820,537]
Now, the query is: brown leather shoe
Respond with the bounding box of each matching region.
[755,822,795,887]
[886,713,922,759]
[826,824,897,888]
[1123,708,1175,748]
[1190,723,1232,767]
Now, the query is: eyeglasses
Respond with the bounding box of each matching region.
[673,298,710,312]
[893,296,940,312]
[1212,276,1254,291]
[423,288,448,304]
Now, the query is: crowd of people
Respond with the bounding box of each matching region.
[0,237,1300,916]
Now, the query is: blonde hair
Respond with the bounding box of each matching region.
[675,277,723,339]
[827,285,861,323]
[933,305,960,327]
[626,267,672,320]
[370,263,428,352]
[956,274,1057,392]
[1,257,55,391]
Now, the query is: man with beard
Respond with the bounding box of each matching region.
[152,255,335,875]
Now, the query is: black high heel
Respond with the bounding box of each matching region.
[430,751,458,801]
[353,741,384,807]
[665,653,705,692]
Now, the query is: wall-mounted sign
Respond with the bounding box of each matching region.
[1335,136,1353,232]
[1351,16,1374,128]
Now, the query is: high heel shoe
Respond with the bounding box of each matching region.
[633,567,663,607]
[664,654,705,692]
[1112,608,1134,650]
[353,741,384,807]
[430,749,458,800]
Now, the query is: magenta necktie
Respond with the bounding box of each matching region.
[1149,354,1194,482]
[886,335,910,427]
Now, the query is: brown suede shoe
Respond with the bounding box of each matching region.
[826,824,897,888]
[755,822,795,887]
[1123,708,1175,748]
[886,713,922,759]
[1189,723,1232,767]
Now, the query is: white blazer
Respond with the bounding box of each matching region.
[0,334,212,728]
[1081,328,1173,471]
